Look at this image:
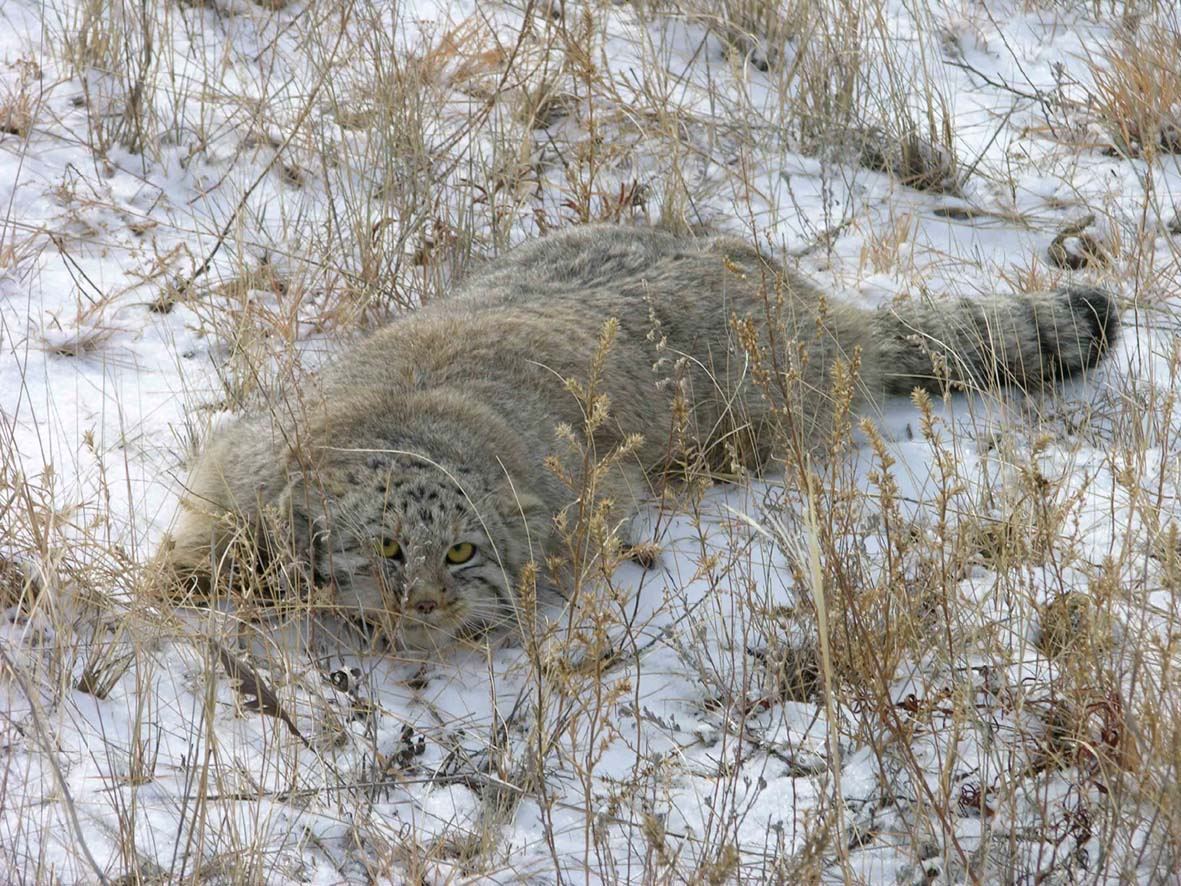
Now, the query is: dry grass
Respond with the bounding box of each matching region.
[0,56,39,139]
[2,0,1181,881]
[1085,13,1181,161]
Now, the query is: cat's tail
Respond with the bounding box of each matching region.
[871,285,1119,396]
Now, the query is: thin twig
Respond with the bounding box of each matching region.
[0,644,111,885]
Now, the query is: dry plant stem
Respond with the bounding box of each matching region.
[172,7,354,303]
[3,0,1178,879]
[0,644,110,885]
[803,470,851,876]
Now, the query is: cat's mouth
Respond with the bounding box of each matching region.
[395,614,467,651]
[395,606,512,652]
[337,580,511,651]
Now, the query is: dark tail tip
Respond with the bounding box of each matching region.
[1061,285,1119,367]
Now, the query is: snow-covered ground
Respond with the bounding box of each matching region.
[1,0,1179,881]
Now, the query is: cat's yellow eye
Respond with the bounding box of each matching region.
[445,542,475,565]
[378,538,402,559]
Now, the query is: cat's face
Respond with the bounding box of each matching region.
[285,453,542,650]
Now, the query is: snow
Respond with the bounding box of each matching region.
[1,0,1179,881]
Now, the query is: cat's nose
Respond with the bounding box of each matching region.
[409,588,442,616]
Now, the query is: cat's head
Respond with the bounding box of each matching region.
[281,449,546,650]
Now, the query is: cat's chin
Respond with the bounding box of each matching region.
[395,624,459,654]
[395,614,516,655]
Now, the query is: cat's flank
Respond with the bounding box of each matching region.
[160,225,1118,650]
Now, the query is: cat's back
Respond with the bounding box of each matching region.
[320,225,785,399]
[455,224,767,309]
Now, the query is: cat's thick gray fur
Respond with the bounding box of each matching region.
[161,224,1118,649]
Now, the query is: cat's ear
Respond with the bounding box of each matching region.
[495,484,549,542]
[273,472,342,598]
[495,484,544,518]
[275,447,334,553]
[275,445,307,521]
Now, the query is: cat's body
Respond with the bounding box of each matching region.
[161,225,1117,649]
